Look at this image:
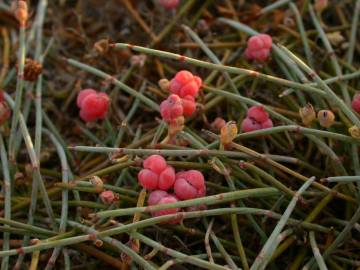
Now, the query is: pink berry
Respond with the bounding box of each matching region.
[245,34,272,62]
[258,34,272,48]
[247,106,269,123]
[179,81,199,97]
[159,0,179,10]
[174,170,206,200]
[169,70,202,98]
[77,89,97,108]
[158,166,176,190]
[352,93,360,113]
[261,118,273,129]
[241,117,262,132]
[181,96,196,116]
[148,190,169,206]
[153,195,180,217]
[143,155,167,174]
[78,90,110,122]
[138,169,159,190]
[100,190,117,204]
[160,94,184,122]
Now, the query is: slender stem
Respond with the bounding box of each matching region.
[308,231,328,270]
[0,134,11,270]
[250,176,316,270]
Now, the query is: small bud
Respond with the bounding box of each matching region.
[17,59,43,81]
[158,78,170,92]
[168,116,185,137]
[93,39,110,55]
[94,239,103,247]
[90,176,104,193]
[349,126,360,139]
[220,121,238,145]
[211,117,226,131]
[326,31,344,47]
[299,103,316,126]
[317,110,335,128]
[14,1,28,27]
[314,0,328,13]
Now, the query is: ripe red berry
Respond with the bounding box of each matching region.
[247,106,269,123]
[148,190,169,206]
[169,70,202,98]
[245,34,272,62]
[352,93,360,113]
[158,166,176,190]
[143,155,167,174]
[181,95,196,116]
[138,169,159,190]
[241,117,262,132]
[77,89,97,108]
[152,195,180,217]
[159,0,179,10]
[174,170,206,200]
[77,89,109,122]
[261,118,274,129]
[160,94,183,122]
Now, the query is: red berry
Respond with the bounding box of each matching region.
[245,34,272,62]
[261,118,273,129]
[181,96,196,116]
[160,94,183,122]
[179,81,200,97]
[143,154,167,174]
[148,190,169,206]
[241,117,262,132]
[159,0,179,10]
[138,169,159,190]
[247,106,269,123]
[352,93,360,113]
[77,89,97,108]
[153,195,180,217]
[169,70,202,98]
[158,166,176,190]
[100,190,116,204]
[174,170,205,200]
[78,90,110,122]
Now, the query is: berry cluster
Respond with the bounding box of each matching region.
[241,106,273,132]
[76,89,110,122]
[138,155,206,223]
[245,34,273,62]
[160,70,202,123]
[138,154,176,190]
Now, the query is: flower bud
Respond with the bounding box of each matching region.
[299,103,316,126]
[17,59,43,82]
[349,126,360,139]
[158,78,170,92]
[220,121,238,145]
[90,176,104,193]
[14,1,28,27]
[317,110,335,128]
